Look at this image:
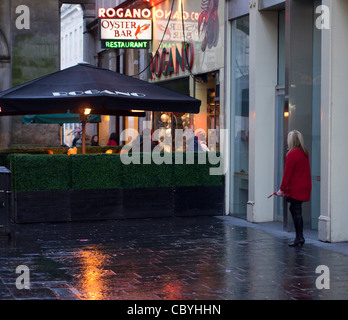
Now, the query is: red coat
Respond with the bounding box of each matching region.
[280,148,312,202]
[107,140,117,146]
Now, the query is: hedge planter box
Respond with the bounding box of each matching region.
[173,185,224,217]
[12,185,224,223]
[8,153,225,223]
[13,190,71,223]
[70,189,124,221]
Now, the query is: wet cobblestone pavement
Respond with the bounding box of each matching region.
[0,216,347,300]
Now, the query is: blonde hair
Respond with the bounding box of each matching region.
[287,130,309,157]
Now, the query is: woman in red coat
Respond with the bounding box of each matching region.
[277,130,312,247]
[107,132,118,146]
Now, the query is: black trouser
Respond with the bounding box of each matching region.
[287,198,304,240]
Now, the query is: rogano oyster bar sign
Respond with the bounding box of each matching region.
[99,7,152,49]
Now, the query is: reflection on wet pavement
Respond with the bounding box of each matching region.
[73,247,112,300]
[0,217,347,300]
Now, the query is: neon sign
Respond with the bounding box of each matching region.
[154,9,200,22]
[102,40,149,49]
[98,8,152,19]
[98,7,199,21]
[100,19,152,41]
[149,42,194,79]
[98,7,152,48]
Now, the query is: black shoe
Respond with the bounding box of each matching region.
[288,237,305,247]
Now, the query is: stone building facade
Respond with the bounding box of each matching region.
[0,0,61,147]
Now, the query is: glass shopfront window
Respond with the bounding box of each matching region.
[274,10,285,221]
[151,77,192,151]
[277,10,285,86]
[311,0,321,230]
[152,111,192,152]
[229,15,249,219]
[149,0,223,153]
[282,0,321,230]
[152,73,220,152]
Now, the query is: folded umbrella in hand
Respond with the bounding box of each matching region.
[267,191,286,199]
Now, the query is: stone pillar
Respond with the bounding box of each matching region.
[319,0,348,242]
[8,0,60,147]
[247,0,278,222]
[1,0,61,147]
[0,0,12,148]
[82,2,95,64]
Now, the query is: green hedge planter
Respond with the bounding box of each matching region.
[71,154,123,190]
[7,152,225,223]
[9,154,71,191]
[9,152,223,191]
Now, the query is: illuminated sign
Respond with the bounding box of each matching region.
[100,19,152,41]
[101,40,149,49]
[98,7,152,49]
[149,42,194,79]
[154,9,200,21]
[98,8,152,19]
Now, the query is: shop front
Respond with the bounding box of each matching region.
[226,0,322,231]
[147,0,224,152]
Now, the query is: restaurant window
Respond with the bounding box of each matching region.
[151,73,220,152]
[152,78,192,151]
[207,73,220,151]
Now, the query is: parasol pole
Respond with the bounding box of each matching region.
[81,119,86,154]
[59,124,63,146]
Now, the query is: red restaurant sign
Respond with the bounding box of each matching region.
[149,42,194,79]
[98,8,152,19]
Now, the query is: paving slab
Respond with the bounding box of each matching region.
[0,216,347,300]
